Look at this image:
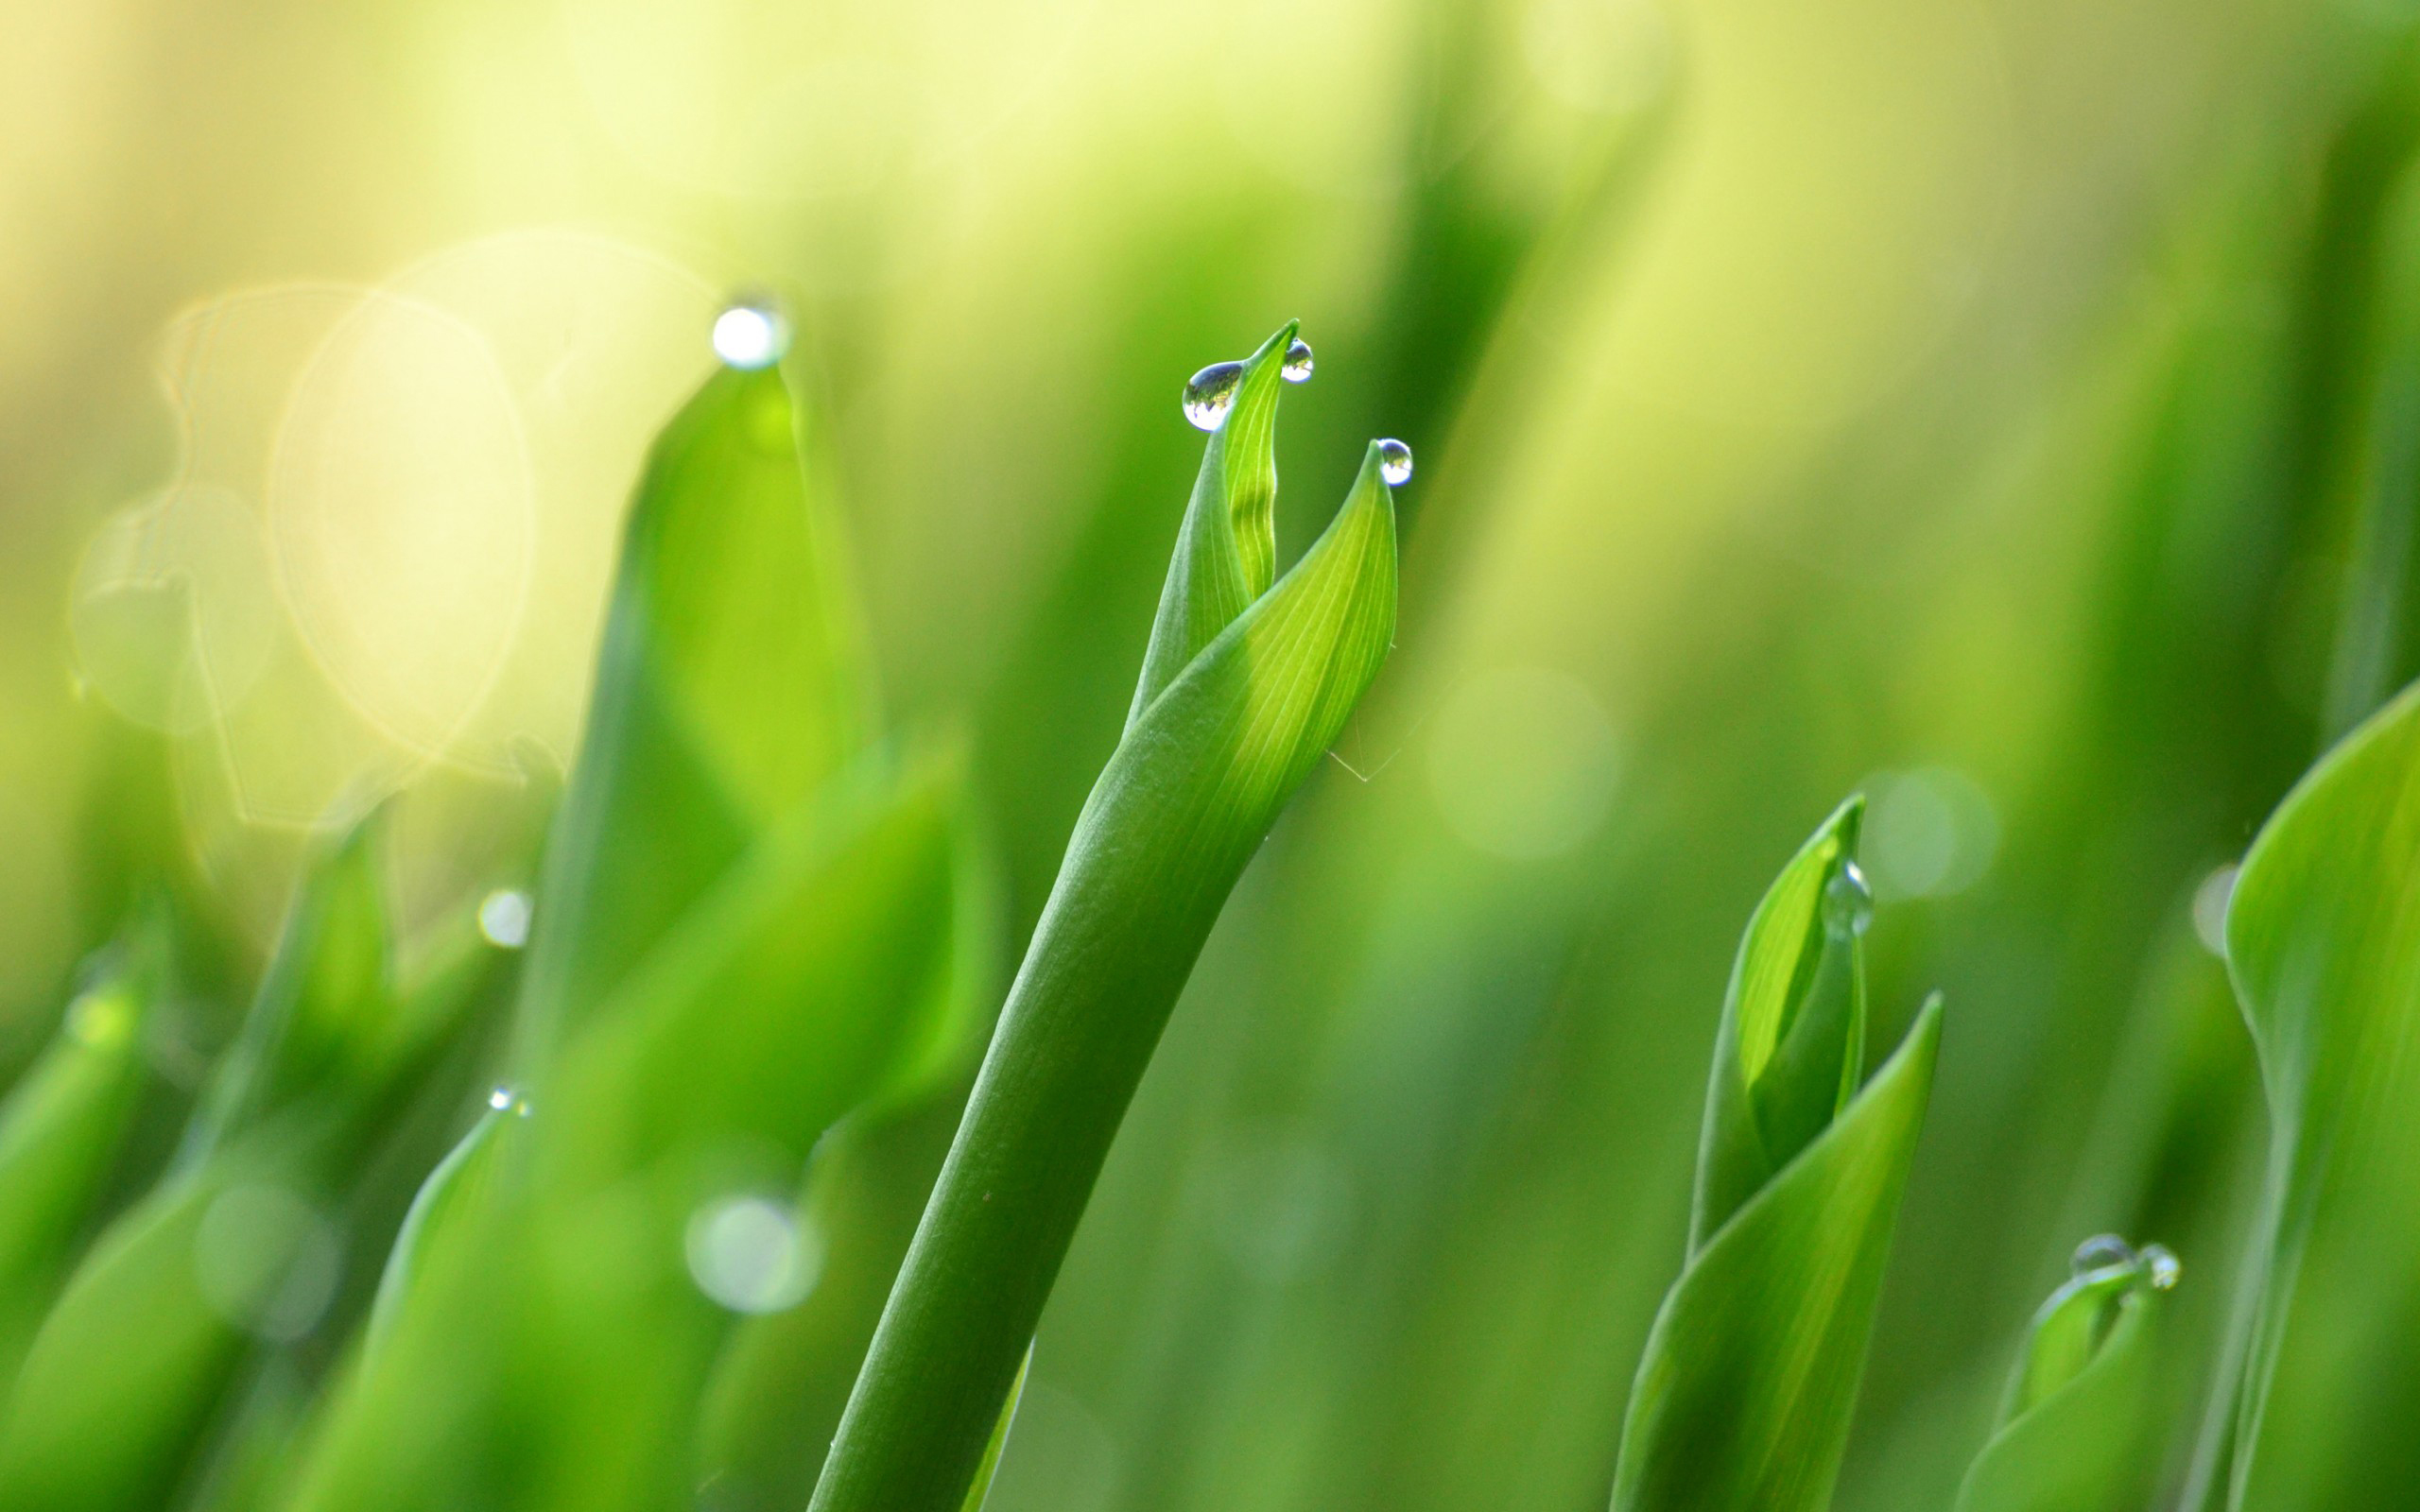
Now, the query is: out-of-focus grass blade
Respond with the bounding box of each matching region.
[694,1110,954,1512]
[285,758,978,1512]
[181,818,393,1166]
[0,817,502,1512]
[694,847,997,1512]
[2186,679,2420,1507]
[810,406,1398,1512]
[1953,1242,2175,1512]
[518,359,866,1055]
[360,1096,518,1359]
[542,755,964,1185]
[0,919,168,1383]
[1611,802,1937,1512]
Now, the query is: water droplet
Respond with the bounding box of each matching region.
[2070,1233,2135,1277]
[686,1194,824,1314]
[1183,361,1246,431]
[1821,859,1874,938]
[1282,337,1315,383]
[477,888,533,949]
[1375,438,1413,486]
[2140,1243,2181,1291]
[712,303,789,369]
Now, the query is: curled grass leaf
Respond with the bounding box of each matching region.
[1612,996,1941,1512]
[1954,1247,2172,1512]
[809,369,1399,1512]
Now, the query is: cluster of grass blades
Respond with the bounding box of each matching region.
[9,298,2420,1512]
[0,316,1399,1512]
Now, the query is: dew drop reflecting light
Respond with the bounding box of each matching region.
[1182,361,1246,431]
[478,888,532,949]
[1282,337,1315,383]
[1375,438,1413,486]
[2140,1243,2182,1291]
[1821,860,1874,939]
[2070,1233,2135,1277]
[712,304,789,369]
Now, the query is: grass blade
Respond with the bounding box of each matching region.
[809,425,1399,1512]
[517,360,866,1056]
[1953,1242,2175,1512]
[2186,678,2420,1507]
[1611,802,1938,1512]
[0,822,501,1512]
[0,921,168,1384]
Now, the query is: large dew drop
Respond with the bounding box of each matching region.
[713,303,789,369]
[1820,858,1873,938]
[478,887,532,949]
[1282,337,1315,383]
[1375,438,1413,487]
[2070,1233,2135,1277]
[1183,361,1246,431]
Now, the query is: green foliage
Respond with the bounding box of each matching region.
[808,325,1400,1512]
[0,817,503,1512]
[1611,803,1940,1512]
[2189,679,2420,1508]
[516,363,865,1057]
[1954,1242,2175,1512]
[274,352,992,1512]
[0,920,168,1383]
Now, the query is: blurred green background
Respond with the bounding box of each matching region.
[5,0,2418,1505]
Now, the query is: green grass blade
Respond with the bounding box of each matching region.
[2186,678,2420,1507]
[361,1098,517,1360]
[0,1127,339,1512]
[808,441,1398,1512]
[1693,798,1869,1252]
[517,361,866,1056]
[694,1108,959,1512]
[285,760,978,1512]
[1610,994,1942,1512]
[1128,320,1296,724]
[0,923,168,1383]
[182,815,394,1166]
[543,754,968,1183]
[959,1344,1030,1512]
[1954,1246,2173,1512]
[0,849,503,1512]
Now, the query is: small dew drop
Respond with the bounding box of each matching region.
[2070,1233,2136,1277]
[1821,859,1874,938]
[1282,337,1315,383]
[1375,438,1414,487]
[1183,361,1246,431]
[478,888,533,950]
[712,303,789,370]
[2140,1243,2182,1292]
[488,1086,512,1111]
